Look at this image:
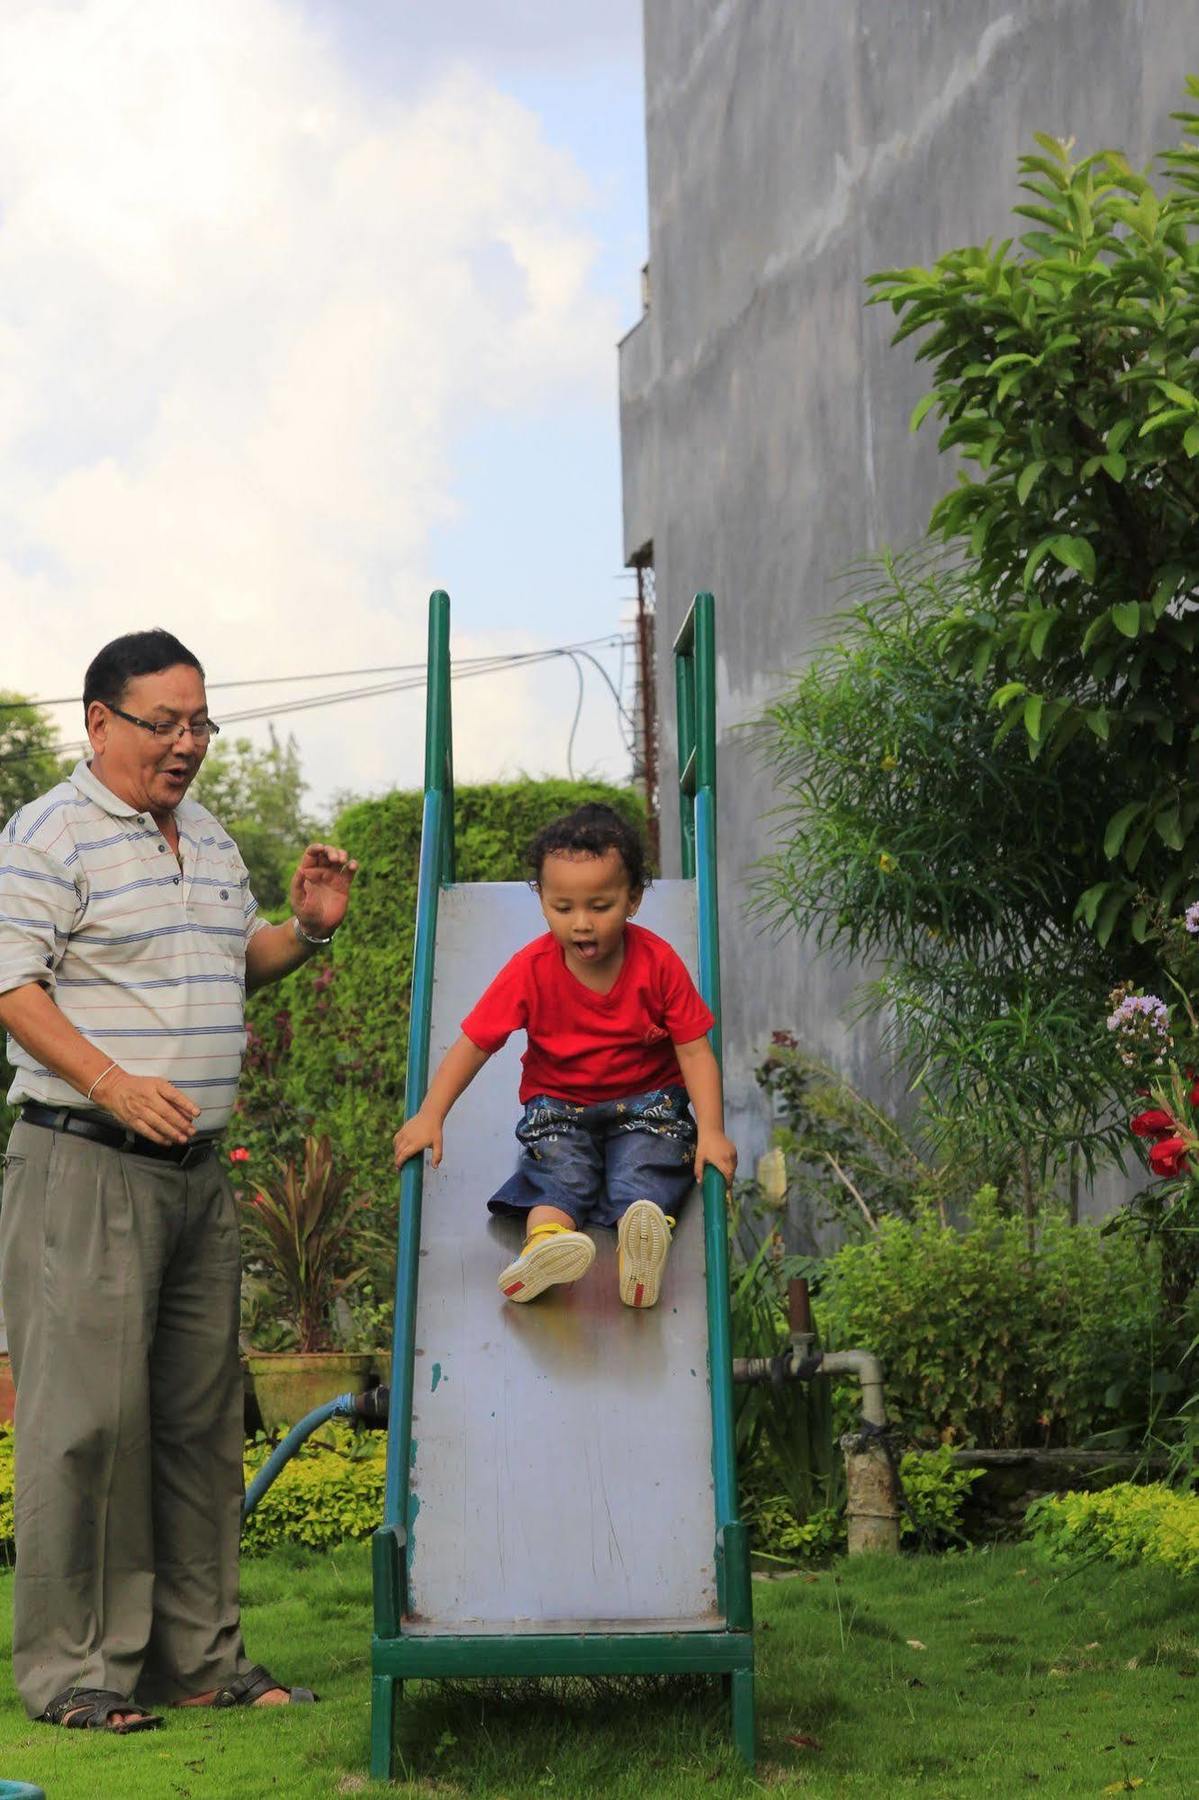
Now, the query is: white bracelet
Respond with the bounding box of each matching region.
[292,916,336,948]
[86,1061,118,1103]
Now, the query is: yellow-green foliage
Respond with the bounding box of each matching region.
[240,1427,384,1557]
[0,1425,12,1546]
[1026,1483,1199,1576]
[0,1423,384,1558]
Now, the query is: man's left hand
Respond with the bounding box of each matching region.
[289,844,359,937]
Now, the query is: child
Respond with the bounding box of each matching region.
[392,803,738,1307]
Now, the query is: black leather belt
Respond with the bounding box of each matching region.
[20,1102,219,1168]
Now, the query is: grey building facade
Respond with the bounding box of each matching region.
[619,0,1185,1206]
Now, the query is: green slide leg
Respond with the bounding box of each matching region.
[370,1673,399,1781]
[730,1666,755,1768]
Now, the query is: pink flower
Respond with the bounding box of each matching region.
[229,1146,250,1164]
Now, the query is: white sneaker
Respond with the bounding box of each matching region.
[497,1222,595,1303]
[617,1200,674,1309]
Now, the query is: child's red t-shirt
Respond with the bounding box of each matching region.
[460,922,715,1104]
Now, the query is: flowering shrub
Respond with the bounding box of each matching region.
[1104,900,1199,1316]
[1106,988,1171,1070]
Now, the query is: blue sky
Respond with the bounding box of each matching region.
[299,0,648,648]
[0,0,648,808]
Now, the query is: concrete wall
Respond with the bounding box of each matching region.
[619,0,1188,1229]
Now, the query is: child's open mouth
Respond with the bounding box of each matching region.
[573,941,599,959]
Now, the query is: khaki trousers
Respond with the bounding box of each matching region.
[0,1118,251,1716]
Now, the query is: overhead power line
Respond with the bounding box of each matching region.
[0,633,633,712]
[0,635,638,770]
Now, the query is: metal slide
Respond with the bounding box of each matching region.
[370,592,754,1775]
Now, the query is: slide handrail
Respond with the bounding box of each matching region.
[672,593,748,1630]
[384,591,455,1531]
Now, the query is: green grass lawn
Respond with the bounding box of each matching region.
[0,1542,1196,1798]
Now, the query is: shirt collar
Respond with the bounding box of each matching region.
[70,758,143,819]
[69,758,208,833]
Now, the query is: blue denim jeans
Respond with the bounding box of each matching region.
[486,1086,698,1229]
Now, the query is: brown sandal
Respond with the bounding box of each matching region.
[207,1663,317,1707]
[39,1687,162,1733]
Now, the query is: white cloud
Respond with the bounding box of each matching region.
[0,0,628,809]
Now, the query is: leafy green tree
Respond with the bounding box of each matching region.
[0,692,68,826]
[869,80,1199,951]
[755,553,1127,1195]
[0,694,68,1150]
[192,729,320,909]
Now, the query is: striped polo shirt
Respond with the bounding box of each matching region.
[0,759,268,1134]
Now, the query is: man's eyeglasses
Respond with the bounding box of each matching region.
[106,704,221,744]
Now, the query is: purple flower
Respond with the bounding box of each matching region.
[1106,990,1171,1068]
[1185,900,1199,936]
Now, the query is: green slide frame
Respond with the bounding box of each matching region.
[369,590,754,1775]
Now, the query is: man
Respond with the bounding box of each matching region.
[0,629,358,1731]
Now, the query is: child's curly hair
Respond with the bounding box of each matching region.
[527,803,648,892]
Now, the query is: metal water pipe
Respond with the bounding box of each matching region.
[732,1278,900,1553]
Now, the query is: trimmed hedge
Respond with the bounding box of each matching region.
[241,1427,384,1557]
[1026,1482,1199,1575]
[0,1424,385,1561]
[233,780,647,1187]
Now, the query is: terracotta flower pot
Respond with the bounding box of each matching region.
[0,1352,14,1425]
[244,1352,374,1432]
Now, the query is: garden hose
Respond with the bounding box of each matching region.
[242,1385,390,1523]
[0,1784,45,1798]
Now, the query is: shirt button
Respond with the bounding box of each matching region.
[137,815,145,824]
[173,875,181,885]
[158,843,167,853]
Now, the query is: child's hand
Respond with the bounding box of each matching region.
[695,1130,738,1187]
[393,1109,444,1170]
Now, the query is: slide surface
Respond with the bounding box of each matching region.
[404,880,719,1636]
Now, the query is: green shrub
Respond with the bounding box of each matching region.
[748,1495,846,1561]
[1026,1482,1199,1575]
[898,1447,982,1544]
[240,1427,384,1557]
[728,1183,838,1526]
[746,1448,979,1561]
[0,1423,385,1560]
[816,1190,1185,1448]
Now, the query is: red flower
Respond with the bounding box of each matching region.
[1130,1109,1176,1140]
[1190,1080,1199,1109]
[229,1146,250,1163]
[1149,1135,1190,1178]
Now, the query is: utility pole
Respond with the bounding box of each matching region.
[632,549,660,869]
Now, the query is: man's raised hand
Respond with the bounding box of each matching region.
[289,844,359,939]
